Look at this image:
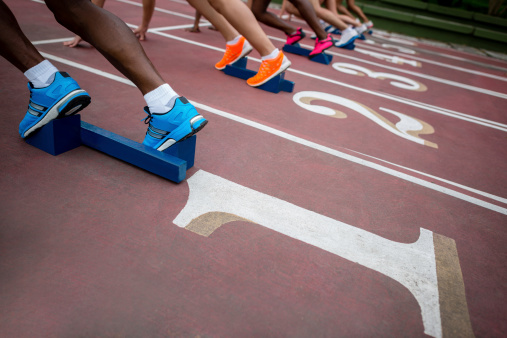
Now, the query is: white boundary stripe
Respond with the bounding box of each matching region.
[149,23,212,32]
[356,43,507,82]
[115,0,195,19]
[40,52,135,86]
[33,38,74,45]
[370,33,507,73]
[145,30,507,132]
[268,35,507,99]
[382,93,507,129]
[38,52,507,215]
[348,149,507,205]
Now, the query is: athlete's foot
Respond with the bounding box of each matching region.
[335,28,359,48]
[19,72,91,139]
[215,36,253,70]
[142,97,207,151]
[246,51,291,87]
[309,33,334,57]
[285,27,306,45]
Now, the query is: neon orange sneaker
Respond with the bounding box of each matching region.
[246,51,291,87]
[215,36,253,70]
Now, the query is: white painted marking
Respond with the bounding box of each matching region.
[355,48,421,67]
[358,42,507,82]
[332,63,425,91]
[347,149,507,205]
[40,52,135,86]
[39,52,507,215]
[115,0,195,19]
[32,37,75,45]
[293,91,432,146]
[372,33,507,72]
[174,170,442,338]
[148,23,212,32]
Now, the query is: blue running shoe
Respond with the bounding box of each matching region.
[19,72,91,138]
[142,97,207,151]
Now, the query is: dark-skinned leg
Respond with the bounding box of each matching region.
[45,0,164,95]
[0,0,44,72]
[250,0,296,35]
[288,0,328,40]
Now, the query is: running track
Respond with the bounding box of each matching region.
[1,0,506,337]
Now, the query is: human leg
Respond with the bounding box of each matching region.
[288,0,329,40]
[345,0,369,23]
[207,0,276,56]
[251,0,297,36]
[0,0,44,72]
[187,0,253,69]
[0,1,91,138]
[45,0,164,95]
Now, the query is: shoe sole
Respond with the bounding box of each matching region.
[247,59,292,88]
[335,35,359,48]
[23,89,91,138]
[215,45,254,70]
[156,115,208,151]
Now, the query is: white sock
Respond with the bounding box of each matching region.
[144,84,179,114]
[24,60,58,88]
[262,48,279,61]
[226,35,242,45]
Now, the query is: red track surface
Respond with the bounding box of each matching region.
[1,0,506,337]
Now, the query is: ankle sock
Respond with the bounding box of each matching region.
[144,84,179,114]
[226,35,242,45]
[262,48,280,61]
[24,60,58,88]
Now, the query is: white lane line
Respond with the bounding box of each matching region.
[149,23,212,31]
[356,43,507,82]
[146,30,507,132]
[370,33,507,73]
[38,52,507,215]
[33,38,74,45]
[115,0,195,19]
[382,93,507,129]
[348,149,507,205]
[268,35,507,99]
[40,52,135,86]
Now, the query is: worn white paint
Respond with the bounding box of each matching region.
[293,91,435,147]
[354,48,421,67]
[174,170,442,338]
[332,63,426,91]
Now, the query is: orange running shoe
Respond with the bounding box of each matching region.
[215,36,253,70]
[246,51,291,87]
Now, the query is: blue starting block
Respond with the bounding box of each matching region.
[24,114,196,183]
[223,57,294,94]
[282,43,333,65]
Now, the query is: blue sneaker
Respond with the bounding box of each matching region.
[19,72,90,138]
[142,97,207,151]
